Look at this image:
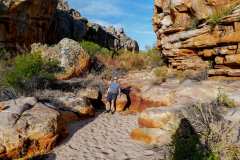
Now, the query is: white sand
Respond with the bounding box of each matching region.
[47,112,159,160]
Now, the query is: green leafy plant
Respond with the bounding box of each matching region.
[180,103,240,160]
[208,1,240,28]
[3,52,59,91]
[80,40,112,57]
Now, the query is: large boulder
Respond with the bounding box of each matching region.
[0,97,65,159]
[0,0,58,49]
[153,0,240,76]
[56,96,95,118]
[31,38,91,80]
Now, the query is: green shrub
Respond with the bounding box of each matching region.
[217,88,236,108]
[84,42,164,71]
[176,103,240,160]
[80,40,112,57]
[144,48,164,67]
[3,52,59,91]
[208,2,239,28]
[117,51,146,70]
[0,48,12,60]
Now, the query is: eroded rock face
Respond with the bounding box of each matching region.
[47,0,88,45]
[48,0,139,52]
[0,0,139,53]
[85,23,139,52]
[0,0,58,49]
[153,0,240,76]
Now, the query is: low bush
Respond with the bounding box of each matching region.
[217,88,236,108]
[117,51,146,70]
[97,49,164,71]
[80,41,164,72]
[80,40,112,57]
[154,66,169,82]
[3,52,60,92]
[177,103,240,160]
[208,1,239,28]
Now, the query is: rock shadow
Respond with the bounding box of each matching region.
[121,86,132,111]
[172,118,213,160]
[30,153,56,160]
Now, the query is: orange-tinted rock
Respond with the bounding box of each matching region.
[215,56,225,64]
[225,54,240,65]
[57,96,96,118]
[0,98,65,159]
[138,109,178,128]
[0,0,58,49]
[77,106,95,118]
[131,128,157,144]
[153,0,240,76]
[116,94,128,112]
[60,110,80,123]
[198,49,214,57]
[130,128,172,145]
[0,103,7,111]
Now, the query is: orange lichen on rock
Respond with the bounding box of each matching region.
[130,128,157,144]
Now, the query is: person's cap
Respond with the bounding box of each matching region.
[113,76,118,80]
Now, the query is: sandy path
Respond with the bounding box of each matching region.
[46,112,160,160]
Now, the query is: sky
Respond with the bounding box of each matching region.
[68,0,156,50]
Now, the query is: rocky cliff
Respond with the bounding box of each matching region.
[0,0,58,49]
[0,0,139,52]
[51,0,139,52]
[153,0,240,76]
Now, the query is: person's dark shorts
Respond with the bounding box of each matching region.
[107,92,118,102]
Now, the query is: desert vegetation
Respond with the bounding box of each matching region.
[0,52,60,94]
[171,100,240,160]
[80,40,164,71]
[207,0,240,27]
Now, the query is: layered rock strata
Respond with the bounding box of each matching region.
[153,0,240,76]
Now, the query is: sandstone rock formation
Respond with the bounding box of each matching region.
[50,0,139,52]
[126,71,240,158]
[0,0,58,49]
[153,0,240,76]
[0,87,100,159]
[85,23,139,52]
[47,0,88,45]
[0,97,65,159]
[0,0,139,52]
[31,38,91,80]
